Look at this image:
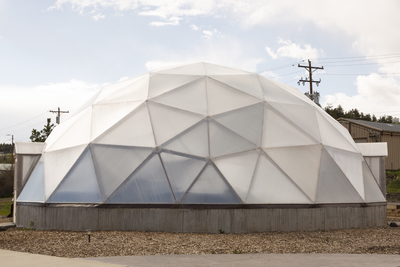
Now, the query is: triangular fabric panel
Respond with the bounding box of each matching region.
[162,119,209,157]
[106,154,175,203]
[150,77,207,115]
[154,62,206,75]
[91,101,143,141]
[316,111,359,153]
[148,73,201,99]
[17,157,45,203]
[96,74,149,104]
[44,144,87,200]
[214,150,260,201]
[91,144,153,201]
[47,147,101,203]
[262,104,318,148]
[93,103,156,148]
[316,149,364,203]
[325,146,365,200]
[180,164,241,204]
[21,155,41,189]
[259,76,309,105]
[160,152,207,201]
[204,63,250,75]
[247,152,311,204]
[209,74,264,99]
[269,103,321,143]
[362,161,386,202]
[148,102,204,145]
[265,145,322,202]
[213,103,264,146]
[209,120,257,157]
[206,77,262,116]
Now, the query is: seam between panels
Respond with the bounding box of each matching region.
[147,76,205,101]
[18,155,42,200]
[204,77,211,158]
[313,145,323,204]
[362,158,385,199]
[207,76,264,101]
[157,152,177,203]
[244,149,262,203]
[211,161,244,204]
[88,143,104,203]
[145,101,158,147]
[177,162,208,203]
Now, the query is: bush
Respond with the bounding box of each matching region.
[0,171,13,198]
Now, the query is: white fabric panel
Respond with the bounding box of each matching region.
[93,103,156,147]
[357,143,387,157]
[148,73,201,99]
[180,164,241,204]
[160,152,206,201]
[258,76,308,105]
[91,144,153,201]
[262,104,318,148]
[91,101,143,141]
[214,150,259,201]
[209,74,264,99]
[150,77,207,115]
[15,142,44,154]
[148,102,204,145]
[364,157,380,183]
[46,108,92,152]
[96,74,149,104]
[265,145,322,202]
[21,155,41,187]
[213,103,264,146]
[325,146,365,200]
[204,62,250,75]
[316,112,359,153]
[17,157,45,203]
[362,161,386,202]
[316,149,363,203]
[162,119,209,157]
[269,102,321,142]
[209,120,257,157]
[48,147,101,203]
[44,144,87,200]
[206,77,262,116]
[106,154,175,203]
[247,152,311,204]
[154,62,206,75]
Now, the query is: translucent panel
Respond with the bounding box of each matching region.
[48,147,101,203]
[316,149,363,203]
[209,74,263,99]
[213,103,264,146]
[106,154,175,203]
[262,104,318,148]
[21,155,41,187]
[180,164,241,204]
[93,103,156,147]
[362,161,386,202]
[160,152,206,201]
[91,144,153,201]
[96,74,149,104]
[265,145,322,201]
[209,120,257,157]
[365,157,380,183]
[214,150,259,201]
[247,152,311,204]
[91,101,143,141]
[44,144,87,200]
[17,157,45,203]
[325,146,364,200]
[204,62,250,75]
[154,62,206,75]
[46,108,92,152]
[149,77,207,115]
[148,102,204,145]
[269,102,321,142]
[258,76,309,105]
[162,119,209,157]
[148,73,201,99]
[316,112,359,153]
[206,77,262,116]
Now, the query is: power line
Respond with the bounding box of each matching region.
[0,112,48,132]
[308,52,400,61]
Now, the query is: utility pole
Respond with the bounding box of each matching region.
[49,107,69,124]
[298,59,324,101]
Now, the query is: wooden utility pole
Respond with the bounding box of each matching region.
[298,60,323,101]
[49,107,69,124]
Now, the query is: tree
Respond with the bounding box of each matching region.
[30,118,55,142]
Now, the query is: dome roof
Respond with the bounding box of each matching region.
[18,62,385,205]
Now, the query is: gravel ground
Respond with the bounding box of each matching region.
[1,225,400,258]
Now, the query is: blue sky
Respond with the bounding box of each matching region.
[1,0,400,143]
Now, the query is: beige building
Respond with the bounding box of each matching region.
[338,118,400,170]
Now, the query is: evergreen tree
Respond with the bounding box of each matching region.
[30,118,55,142]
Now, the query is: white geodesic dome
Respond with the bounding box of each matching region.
[17,62,385,205]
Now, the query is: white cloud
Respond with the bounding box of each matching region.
[260,70,280,79]
[118,76,130,82]
[149,16,181,27]
[202,29,224,39]
[92,13,105,20]
[190,24,199,31]
[266,39,323,60]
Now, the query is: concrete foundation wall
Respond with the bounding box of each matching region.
[15,204,387,233]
